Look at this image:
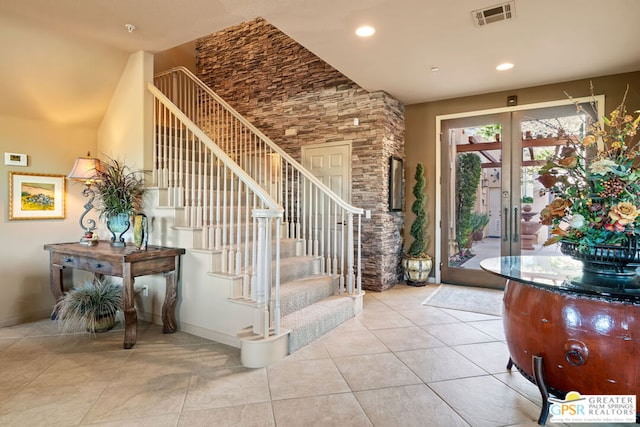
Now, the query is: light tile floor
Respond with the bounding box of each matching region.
[0,284,634,426]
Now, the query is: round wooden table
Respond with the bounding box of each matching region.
[481,256,640,425]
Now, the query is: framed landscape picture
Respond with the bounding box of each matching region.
[9,172,66,220]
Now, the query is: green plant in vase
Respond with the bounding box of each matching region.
[93,157,146,247]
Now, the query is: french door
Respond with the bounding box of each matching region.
[440,104,592,288]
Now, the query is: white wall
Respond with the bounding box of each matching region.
[98,51,154,173]
[0,12,131,326]
[0,13,127,127]
[0,48,154,325]
[0,115,97,325]
[94,51,154,241]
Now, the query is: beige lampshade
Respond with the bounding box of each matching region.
[67,153,101,183]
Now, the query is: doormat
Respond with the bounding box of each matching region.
[422,284,503,316]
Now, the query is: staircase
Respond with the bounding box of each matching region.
[144,67,364,367]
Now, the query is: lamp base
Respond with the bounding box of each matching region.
[79,237,98,246]
[79,231,98,246]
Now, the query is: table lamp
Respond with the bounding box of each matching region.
[67,152,102,246]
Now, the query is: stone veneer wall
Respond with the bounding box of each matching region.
[195,18,405,291]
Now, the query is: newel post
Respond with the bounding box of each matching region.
[252,208,283,337]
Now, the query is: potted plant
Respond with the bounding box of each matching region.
[93,157,146,246]
[402,163,432,286]
[54,277,122,333]
[471,212,490,241]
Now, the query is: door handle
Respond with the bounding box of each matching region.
[503,207,509,242]
[512,206,519,243]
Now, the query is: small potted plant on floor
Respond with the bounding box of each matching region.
[402,163,432,286]
[471,212,490,241]
[54,277,122,333]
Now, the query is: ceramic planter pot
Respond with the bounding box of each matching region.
[402,255,432,286]
[107,212,131,247]
[90,312,117,333]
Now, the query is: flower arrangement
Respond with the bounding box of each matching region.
[538,88,640,251]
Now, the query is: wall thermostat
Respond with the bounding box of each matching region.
[4,152,28,167]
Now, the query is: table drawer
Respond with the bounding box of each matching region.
[57,255,121,276]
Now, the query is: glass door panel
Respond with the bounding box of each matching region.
[441,113,510,288]
[514,104,592,256]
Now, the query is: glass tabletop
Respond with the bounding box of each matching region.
[480,256,640,301]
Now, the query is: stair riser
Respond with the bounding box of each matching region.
[209,239,298,270]
[277,257,316,284]
[222,256,318,289]
[279,277,335,317]
[157,189,252,206]
[283,296,357,354]
[203,220,300,244]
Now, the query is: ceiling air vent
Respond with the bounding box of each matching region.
[472,1,515,27]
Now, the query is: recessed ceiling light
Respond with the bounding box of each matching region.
[430,66,440,72]
[496,62,514,71]
[355,26,375,37]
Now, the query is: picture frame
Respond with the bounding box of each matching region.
[389,156,403,211]
[9,172,66,220]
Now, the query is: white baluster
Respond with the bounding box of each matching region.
[333,203,339,279]
[227,174,235,272]
[357,213,362,294]
[346,212,355,295]
[273,217,281,335]
[253,214,267,336]
[215,157,222,250]
[235,178,242,276]
[339,211,345,294]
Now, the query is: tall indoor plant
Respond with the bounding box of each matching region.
[93,157,146,247]
[402,162,432,286]
[455,153,482,252]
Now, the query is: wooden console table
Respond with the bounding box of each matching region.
[44,242,185,349]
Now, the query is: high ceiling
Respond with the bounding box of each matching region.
[2,0,640,111]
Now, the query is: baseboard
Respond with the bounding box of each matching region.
[136,308,241,348]
[0,309,52,328]
[180,322,241,348]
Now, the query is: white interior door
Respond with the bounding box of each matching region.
[301,142,352,270]
[302,142,351,201]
